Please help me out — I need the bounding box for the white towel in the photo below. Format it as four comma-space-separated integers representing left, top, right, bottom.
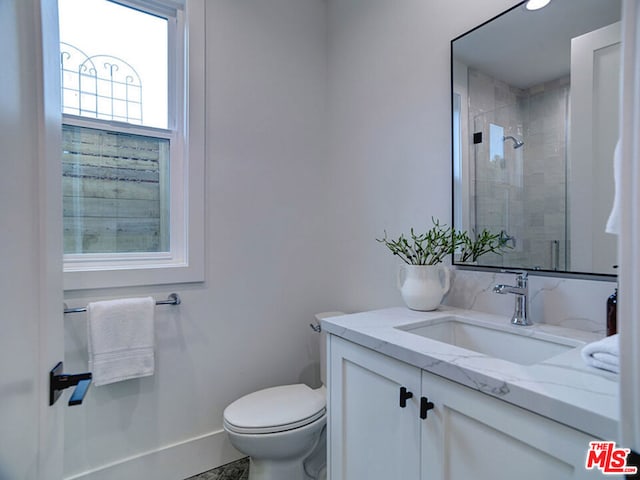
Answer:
87, 297, 155, 386
581, 334, 620, 374
605, 140, 622, 235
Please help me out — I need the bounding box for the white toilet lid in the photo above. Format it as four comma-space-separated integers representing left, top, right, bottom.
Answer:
223, 384, 326, 434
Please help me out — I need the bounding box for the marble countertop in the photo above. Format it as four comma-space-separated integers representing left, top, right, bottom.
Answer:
321, 306, 619, 440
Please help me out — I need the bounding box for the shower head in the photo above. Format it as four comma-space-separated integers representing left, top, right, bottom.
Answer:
503, 135, 524, 149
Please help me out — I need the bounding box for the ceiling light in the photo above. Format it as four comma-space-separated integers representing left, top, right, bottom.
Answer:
525, 0, 551, 11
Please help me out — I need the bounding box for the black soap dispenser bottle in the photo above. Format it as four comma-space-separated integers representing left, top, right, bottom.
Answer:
607, 265, 618, 337
606, 288, 617, 336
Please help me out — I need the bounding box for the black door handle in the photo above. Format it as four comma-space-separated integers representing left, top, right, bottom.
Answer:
399, 386, 413, 408
49, 361, 92, 406
420, 396, 435, 419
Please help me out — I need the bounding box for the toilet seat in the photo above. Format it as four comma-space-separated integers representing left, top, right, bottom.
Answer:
223, 384, 326, 434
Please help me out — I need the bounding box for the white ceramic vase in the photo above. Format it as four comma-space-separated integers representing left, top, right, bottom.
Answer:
397, 264, 451, 311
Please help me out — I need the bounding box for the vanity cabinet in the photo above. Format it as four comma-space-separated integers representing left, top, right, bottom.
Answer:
328, 335, 601, 480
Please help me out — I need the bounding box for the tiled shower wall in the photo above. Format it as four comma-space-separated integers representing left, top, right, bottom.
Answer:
520, 78, 569, 270
467, 68, 569, 270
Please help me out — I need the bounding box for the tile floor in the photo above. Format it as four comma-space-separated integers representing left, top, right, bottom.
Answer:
185, 457, 249, 480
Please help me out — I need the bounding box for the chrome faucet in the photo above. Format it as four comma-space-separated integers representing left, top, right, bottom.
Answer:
493, 271, 531, 326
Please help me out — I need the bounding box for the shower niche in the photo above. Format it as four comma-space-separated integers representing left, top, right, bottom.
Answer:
452, 0, 621, 276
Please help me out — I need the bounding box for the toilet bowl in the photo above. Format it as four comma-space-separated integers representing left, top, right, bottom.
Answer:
222, 312, 343, 480
224, 384, 326, 480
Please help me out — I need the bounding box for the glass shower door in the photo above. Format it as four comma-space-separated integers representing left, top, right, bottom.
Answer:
472, 105, 525, 268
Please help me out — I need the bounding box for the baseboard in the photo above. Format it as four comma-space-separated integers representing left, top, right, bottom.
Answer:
64, 429, 245, 480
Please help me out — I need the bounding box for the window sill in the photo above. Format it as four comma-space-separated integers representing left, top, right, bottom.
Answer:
64, 261, 204, 290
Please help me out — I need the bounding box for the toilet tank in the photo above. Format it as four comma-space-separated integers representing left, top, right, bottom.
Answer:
314, 312, 344, 386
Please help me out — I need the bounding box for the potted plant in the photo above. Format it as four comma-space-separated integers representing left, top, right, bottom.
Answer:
377, 219, 459, 311
377, 220, 509, 311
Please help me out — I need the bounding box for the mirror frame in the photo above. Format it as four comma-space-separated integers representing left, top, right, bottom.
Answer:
449, 1, 617, 281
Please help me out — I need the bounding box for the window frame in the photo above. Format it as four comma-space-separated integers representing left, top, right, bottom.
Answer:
62, 0, 205, 290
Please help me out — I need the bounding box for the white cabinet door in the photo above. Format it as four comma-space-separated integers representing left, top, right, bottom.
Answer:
421, 370, 601, 480
328, 335, 421, 480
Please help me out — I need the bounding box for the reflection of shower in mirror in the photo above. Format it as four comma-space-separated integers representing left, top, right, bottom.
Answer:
452, 0, 621, 275
503, 135, 524, 149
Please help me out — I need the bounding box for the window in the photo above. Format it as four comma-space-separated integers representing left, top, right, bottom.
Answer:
452, 92, 462, 233
59, 0, 205, 289
62, 125, 171, 254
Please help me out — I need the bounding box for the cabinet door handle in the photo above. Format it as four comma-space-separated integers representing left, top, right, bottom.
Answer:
399, 386, 413, 408
420, 396, 435, 419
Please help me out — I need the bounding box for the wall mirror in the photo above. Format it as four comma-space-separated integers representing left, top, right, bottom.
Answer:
451, 0, 621, 276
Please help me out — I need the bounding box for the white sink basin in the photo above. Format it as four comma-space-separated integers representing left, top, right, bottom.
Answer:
396, 315, 582, 365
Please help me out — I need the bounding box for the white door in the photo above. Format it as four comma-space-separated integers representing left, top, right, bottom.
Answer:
0, 0, 65, 478
568, 22, 621, 274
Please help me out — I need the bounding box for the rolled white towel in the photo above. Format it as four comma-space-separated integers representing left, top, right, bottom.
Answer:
581, 334, 619, 374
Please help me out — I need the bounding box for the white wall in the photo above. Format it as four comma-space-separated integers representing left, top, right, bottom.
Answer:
62, 1, 329, 478
324, 0, 516, 312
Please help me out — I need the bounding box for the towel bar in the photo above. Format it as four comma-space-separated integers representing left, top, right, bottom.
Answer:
63, 293, 181, 314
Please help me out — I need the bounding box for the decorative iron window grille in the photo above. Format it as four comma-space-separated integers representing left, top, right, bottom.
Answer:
60, 41, 143, 124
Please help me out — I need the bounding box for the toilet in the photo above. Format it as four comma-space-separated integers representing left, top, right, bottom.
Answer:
223, 312, 342, 480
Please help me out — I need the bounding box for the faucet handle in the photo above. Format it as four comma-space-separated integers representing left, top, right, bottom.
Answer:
501, 270, 528, 287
